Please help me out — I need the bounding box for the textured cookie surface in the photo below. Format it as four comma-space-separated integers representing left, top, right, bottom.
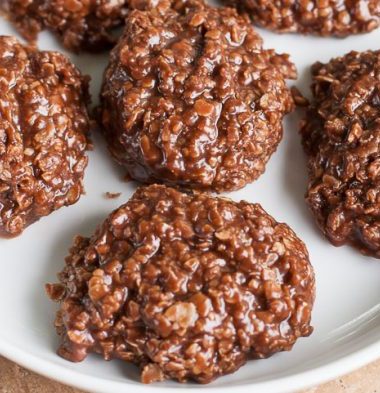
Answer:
225, 0, 380, 37
48, 184, 315, 384
100, 1, 296, 192
301, 50, 380, 258
0, 36, 89, 237
0, 0, 179, 52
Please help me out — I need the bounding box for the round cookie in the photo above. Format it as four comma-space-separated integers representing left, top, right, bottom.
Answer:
301, 50, 380, 258
47, 184, 315, 384
225, 0, 380, 37
0, 36, 90, 237
99, 2, 296, 192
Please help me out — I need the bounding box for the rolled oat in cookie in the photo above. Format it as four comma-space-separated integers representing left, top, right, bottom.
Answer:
47, 184, 315, 384
301, 50, 380, 258
0, 36, 90, 237
224, 0, 380, 37
0, 0, 183, 52
99, 1, 296, 192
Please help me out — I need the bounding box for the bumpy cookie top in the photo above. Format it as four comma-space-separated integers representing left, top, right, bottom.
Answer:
0, 0, 206, 52
48, 184, 315, 384
302, 50, 380, 258
100, 2, 296, 192
225, 0, 380, 37
0, 36, 89, 237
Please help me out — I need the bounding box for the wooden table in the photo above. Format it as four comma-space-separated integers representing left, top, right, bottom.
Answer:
1, 356, 380, 393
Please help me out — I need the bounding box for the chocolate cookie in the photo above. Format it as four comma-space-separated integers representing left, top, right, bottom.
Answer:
99, 2, 296, 192
0, 36, 90, 237
47, 184, 315, 384
225, 0, 380, 37
301, 50, 380, 258
0, 0, 177, 52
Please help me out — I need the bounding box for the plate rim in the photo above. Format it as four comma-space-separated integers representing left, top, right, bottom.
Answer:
1, 11, 380, 393
1, 334, 380, 392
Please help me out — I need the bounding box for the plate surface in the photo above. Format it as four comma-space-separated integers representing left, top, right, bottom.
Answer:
1, 12, 380, 393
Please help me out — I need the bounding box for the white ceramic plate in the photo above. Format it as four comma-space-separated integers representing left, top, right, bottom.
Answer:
1, 12, 380, 393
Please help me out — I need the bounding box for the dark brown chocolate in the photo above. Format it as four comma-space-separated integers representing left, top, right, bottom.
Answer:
0, 36, 90, 237
301, 50, 380, 258
99, 1, 296, 192
224, 0, 380, 37
47, 184, 315, 384
0, 0, 203, 52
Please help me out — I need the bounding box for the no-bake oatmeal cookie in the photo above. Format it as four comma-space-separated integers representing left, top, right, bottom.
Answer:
302, 50, 380, 258
47, 184, 315, 384
99, 1, 296, 192
0, 36, 90, 237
